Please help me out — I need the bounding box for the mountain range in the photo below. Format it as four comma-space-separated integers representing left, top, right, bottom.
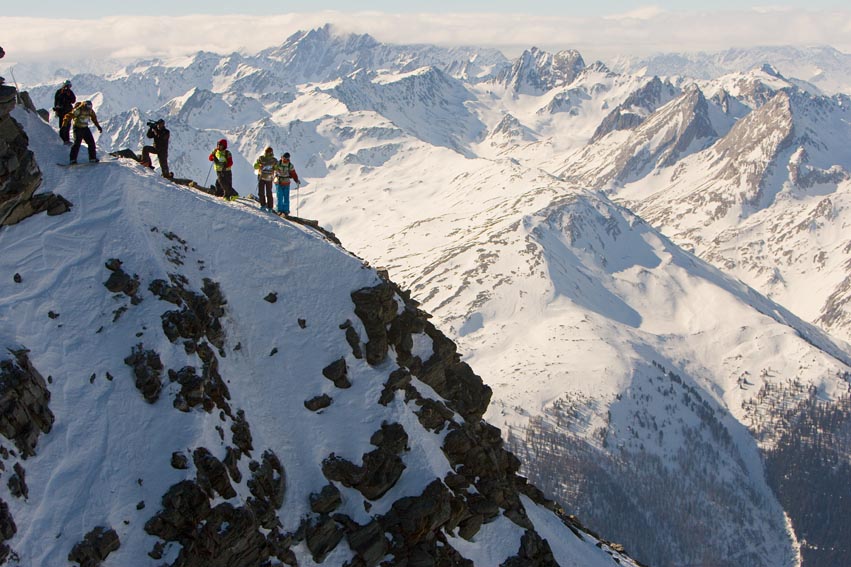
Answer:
17, 25, 851, 567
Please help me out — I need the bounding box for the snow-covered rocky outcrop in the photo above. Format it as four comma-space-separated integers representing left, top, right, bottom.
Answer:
0, 95, 641, 567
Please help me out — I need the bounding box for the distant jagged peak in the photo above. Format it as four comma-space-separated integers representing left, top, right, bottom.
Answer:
590, 76, 681, 142
488, 113, 538, 142
758, 62, 783, 79
496, 46, 586, 95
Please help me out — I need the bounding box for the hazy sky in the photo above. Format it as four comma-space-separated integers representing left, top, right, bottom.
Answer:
2, 2, 851, 78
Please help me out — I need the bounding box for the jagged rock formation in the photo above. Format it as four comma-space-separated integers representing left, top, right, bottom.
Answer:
590, 76, 680, 142
561, 85, 720, 188
496, 47, 585, 95
0, 349, 54, 458
0, 86, 69, 227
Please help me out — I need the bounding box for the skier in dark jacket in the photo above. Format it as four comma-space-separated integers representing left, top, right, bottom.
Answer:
53, 80, 76, 144
141, 119, 170, 178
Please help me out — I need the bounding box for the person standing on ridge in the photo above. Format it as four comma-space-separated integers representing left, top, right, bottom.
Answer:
209, 139, 235, 199
141, 119, 171, 178
273, 152, 300, 217
53, 80, 76, 144
63, 100, 102, 164
254, 146, 277, 211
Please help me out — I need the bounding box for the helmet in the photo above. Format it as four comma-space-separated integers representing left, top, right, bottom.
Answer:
265, 146, 273, 154
217, 139, 228, 149
84, 100, 92, 107
282, 152, 290, 159
63, 80, 72, 87
156, 119, 165, 125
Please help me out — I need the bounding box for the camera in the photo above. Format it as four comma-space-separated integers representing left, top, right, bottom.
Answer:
146, 120, 159, 128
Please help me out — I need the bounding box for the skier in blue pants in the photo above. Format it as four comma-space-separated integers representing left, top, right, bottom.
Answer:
274, 152, 300, 216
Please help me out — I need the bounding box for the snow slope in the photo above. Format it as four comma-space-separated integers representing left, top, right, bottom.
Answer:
0, 104, 643, 566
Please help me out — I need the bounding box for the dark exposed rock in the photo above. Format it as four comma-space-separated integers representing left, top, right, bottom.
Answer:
305, 394, 333, 412
171, 451, 189, 470
136, 501, 145, 510
68, 526, 120, 567
264, 292, 278, 303
247, 450, 286, 529
457, 513, 483, 541
193, 447, 236, 500
353, 281, 491, 421
298, 318, 307, 329
145, 480, 211, 542
383, 480, 451, 545
154, 275, 227, 352
351, 283, 398, 365
370, 422, 409, 454
0, 89, 52, 229
231, 409, 253, 454
347, 520, 388, 567
340, 320, 364, 359
415, 398, 455, 432
310, 484, 342, 514
103, 259, 141, 301
180, 502, 271, 567
322, 358, 351, 388
123, 344, 163, 403
223, 446, 243, 483
0, 498, 16, 563
7, 462, 27, 499
0, 349, 54, 457
500, 530, 558, 567
12, 273, 20, 283
306, 515, 344, 563
379, 368, 412, 405
322, 447, 406, 501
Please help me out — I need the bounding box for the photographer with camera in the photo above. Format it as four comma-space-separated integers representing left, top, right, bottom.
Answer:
141, 118, 170, 178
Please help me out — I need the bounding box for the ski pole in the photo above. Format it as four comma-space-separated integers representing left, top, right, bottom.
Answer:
203, 161, 213, 189
296, 182, 301, 217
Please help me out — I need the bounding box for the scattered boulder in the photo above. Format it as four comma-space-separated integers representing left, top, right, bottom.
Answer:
340, 320, 363, 359
7, 462, 27, 499
67, 526, 120, 567
123, 344, 163, 403
103, 259, 141, 303
264, 292, 277, 303
304, 394, 332, 412
171, 451, 189, 469
322, 358, 351, 388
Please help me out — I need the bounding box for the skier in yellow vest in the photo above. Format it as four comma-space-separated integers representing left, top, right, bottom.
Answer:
63, 100, 102, 164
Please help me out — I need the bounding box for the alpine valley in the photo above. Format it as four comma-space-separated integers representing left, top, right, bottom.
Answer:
9, 24, 851, 567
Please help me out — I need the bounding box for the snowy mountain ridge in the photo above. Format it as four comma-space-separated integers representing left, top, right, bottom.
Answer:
20, 28, 851, 567
0, 100, 641, 567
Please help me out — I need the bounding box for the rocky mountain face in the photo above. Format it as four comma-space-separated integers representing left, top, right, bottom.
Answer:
495, 48, 586, 95
560, 85, 724, 188
589, 76, 681, 142
0, 103, 643, 566
0, 87, 69, 227
23, 30, 851, 567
